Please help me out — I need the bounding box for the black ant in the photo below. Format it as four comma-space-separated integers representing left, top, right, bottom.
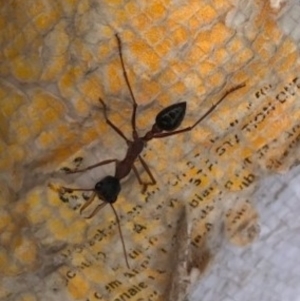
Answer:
52, 33, 245, 269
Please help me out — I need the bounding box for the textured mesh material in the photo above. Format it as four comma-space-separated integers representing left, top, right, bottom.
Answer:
0, 1, 299, 300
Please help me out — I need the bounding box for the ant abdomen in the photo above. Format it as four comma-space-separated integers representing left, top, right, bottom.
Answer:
155, 102, 186, 131
95, 176, 121, 203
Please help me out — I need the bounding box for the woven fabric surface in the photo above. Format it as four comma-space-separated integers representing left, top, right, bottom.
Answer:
0, 1, 299, 300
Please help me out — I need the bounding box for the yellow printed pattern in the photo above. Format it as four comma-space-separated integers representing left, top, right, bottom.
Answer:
0, 0, 299, 300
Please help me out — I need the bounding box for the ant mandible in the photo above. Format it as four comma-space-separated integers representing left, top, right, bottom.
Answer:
54, 33, 245, 268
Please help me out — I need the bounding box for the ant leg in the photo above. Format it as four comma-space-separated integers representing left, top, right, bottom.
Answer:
138, 156, 156, 191
65, 159, 118, 174
132, 164, 143, 184
153, 83, 246, 139
62, 187, 94, 192
99, 98, 130, 142
132, 164, 147, 192
132, 157, 156, 193
115, 34, 138, 138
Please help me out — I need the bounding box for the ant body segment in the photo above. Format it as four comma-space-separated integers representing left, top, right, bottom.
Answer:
54, 34, 245, 268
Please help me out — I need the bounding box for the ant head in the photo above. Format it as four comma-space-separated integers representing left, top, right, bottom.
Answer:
155, 102, 186, 132
94, 176, 121, 204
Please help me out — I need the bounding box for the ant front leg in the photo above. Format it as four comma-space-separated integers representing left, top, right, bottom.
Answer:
132, 156, 156, 193
64, 159, 118, 174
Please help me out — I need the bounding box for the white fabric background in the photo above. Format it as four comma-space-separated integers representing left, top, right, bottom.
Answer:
191, 164, 300, 301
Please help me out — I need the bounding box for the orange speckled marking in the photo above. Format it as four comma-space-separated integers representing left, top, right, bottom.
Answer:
67, 273, 90, 299
1, 0, 300, 300
148, 1, 167, 21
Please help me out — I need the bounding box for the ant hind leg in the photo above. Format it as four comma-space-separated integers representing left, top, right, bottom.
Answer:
99, 98, 130, 142
115, 34, 139, 139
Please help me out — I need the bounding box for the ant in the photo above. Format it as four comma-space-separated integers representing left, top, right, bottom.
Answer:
52, 33, 245, 269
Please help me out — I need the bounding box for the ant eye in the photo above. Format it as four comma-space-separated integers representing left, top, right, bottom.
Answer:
155, 102, 186, 131
95, 181, 103, 189
95, 176, 121, 203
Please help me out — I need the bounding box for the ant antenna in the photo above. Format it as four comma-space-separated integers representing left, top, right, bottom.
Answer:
79, 191, 130, 269
109, 203, 130, 269
49, 184, 130, 269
